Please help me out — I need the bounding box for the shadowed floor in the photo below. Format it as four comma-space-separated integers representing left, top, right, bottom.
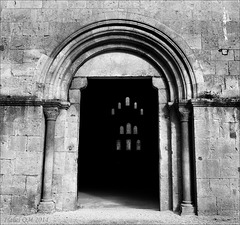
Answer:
77, 188, 159, 210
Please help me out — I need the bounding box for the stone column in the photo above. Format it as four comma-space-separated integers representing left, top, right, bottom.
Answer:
38, 106, 60, 213
179, 106, 195, 215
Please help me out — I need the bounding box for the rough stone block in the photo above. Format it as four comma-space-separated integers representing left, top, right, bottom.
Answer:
0, 175, 13, 195
211, 50, 234, 61
230, 179, 239, 197
52, 192, 63, 211
11, 175, 26, 194
201, 61, 216, 75
195, 120, 210, 138
228, 61, 240, 75
223, 76, 239, 97
70, 77, 87, 90
0, 159, 13, 174
42, 1, 68, 9
119, 1, 140, 9
220, 158, 239, 178
0, 195, 12, 214
11, 195, 36, 214
55, 111, 67, 138
69, 90, 80, 103
66, 123, 78, 138
14, 118, 43, 136
72, 9, 92, 22
54, 152, 66, 175
15, 152, 42, 175
197, 179, 212, 197
210, 179, 230, 197
217, 197, 238, 210
206, 159, 220, 178
68, 1, 86, 9
182, 34, 201, 49
52, 174, 63, 194
67, 105, 79, 123
216, 61, 228, 76
27, 136, 43, 152
62, 192, 77, 211
65, 137, 78, 152
9, 50, 24, 64
55, 137, 65, 152
102, 1, 118, 9
62, 173, 77, 193
197, 197, 217, 215
0, 136, 16, 159
26, 175, 40, 194
9, 135, 27, 151
64, 153, 77, 175
19, 1, 43, 9
234, 49, 240, 60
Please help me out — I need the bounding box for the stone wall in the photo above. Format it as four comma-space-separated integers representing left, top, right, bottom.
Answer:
0, 0, 239, 216
1, 1, 239, 98
194, 106, 239, 216
0, 105, 44, 214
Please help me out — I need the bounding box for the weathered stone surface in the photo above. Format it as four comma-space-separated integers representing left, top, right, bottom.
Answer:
53, 152, 66, 175
197, 197, 217, 215
234, 49, 240, 60
9, 136, 27, 152
0, 0, 239, 216
228, 61, 240, 75
0, 175, 13, 195
62, 192, 77, 211
210, 179, 231, 197
11, 195, 37, 214
27, 136, 44, 152
0, 195, 12, 214
11, 175, 26, 195
69, 90, 80, 104
15, 152, 43, 175
0, 159, 14, 174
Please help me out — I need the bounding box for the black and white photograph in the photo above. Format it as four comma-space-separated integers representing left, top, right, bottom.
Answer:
0, 0, 239, 224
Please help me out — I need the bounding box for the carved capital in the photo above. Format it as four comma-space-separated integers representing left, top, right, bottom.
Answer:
178, 107, 191, 122
43, 107, 60, 121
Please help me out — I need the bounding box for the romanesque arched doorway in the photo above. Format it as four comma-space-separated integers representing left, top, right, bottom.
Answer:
38, 20, 204, 214
78, 78, 159, 209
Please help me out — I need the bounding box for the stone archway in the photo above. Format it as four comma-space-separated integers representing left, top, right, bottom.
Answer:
38, 20, 204, 215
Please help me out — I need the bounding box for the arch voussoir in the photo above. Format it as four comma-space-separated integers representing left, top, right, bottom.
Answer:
42, 20, 203, 101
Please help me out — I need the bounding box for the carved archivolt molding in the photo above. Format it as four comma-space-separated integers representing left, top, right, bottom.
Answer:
39, 20, 204, 102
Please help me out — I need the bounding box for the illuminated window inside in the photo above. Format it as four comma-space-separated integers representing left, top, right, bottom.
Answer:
118, 102, 121, 109
126, 97, 130, 106
136, 140, 141, 150
126, 123, 131, 134
126, 139, 131, 150
134, 102, 137, 109
140, 109, 144, 115
116, 140, 121, 150
120, 126, 124, 134
111, 108, 115, 115
133, 126, 138, 134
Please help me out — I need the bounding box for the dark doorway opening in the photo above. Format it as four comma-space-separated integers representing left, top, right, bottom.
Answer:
78, 78, 159, 209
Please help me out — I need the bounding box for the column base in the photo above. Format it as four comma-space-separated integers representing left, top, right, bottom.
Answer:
180, 203, 196, 215
38, 200, 55, 213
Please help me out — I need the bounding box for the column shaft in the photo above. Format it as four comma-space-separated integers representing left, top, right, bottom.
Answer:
42, 119, 56, 201
179, 106, 195, 215
181, 119, 192, 204
38, 106, 59, 213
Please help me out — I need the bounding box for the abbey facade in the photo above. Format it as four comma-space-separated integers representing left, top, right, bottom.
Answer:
0, 0, 239, 216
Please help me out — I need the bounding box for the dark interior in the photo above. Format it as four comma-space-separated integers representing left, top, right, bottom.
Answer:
78, 78, 159, 209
